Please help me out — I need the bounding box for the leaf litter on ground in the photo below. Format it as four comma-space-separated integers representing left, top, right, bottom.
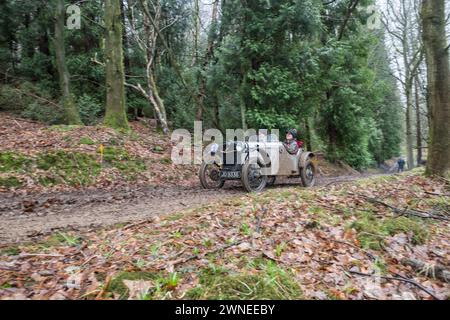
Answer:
0, 171, 448, 300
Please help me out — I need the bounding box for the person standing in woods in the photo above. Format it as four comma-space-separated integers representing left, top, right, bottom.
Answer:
397, 158, 406, 173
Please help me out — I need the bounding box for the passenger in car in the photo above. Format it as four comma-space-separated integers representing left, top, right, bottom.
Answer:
283, 129, 299, 155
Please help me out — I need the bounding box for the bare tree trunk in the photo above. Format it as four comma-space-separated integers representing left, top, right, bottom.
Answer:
414, 78, 423, 166
148, 71, 169, 133
192, 0, 200, 67
422, 0, 450, 177
405, 83, 415, 169
304, 117, 312, 151
142, 0, 169, 134
239, 72, 248, 131
212, 95, 221, 131
194, 0, 203, 122
121, 0, 130, 73
196, 0, 220, 123
54, 0, 82, 125
104, 0, 129, 130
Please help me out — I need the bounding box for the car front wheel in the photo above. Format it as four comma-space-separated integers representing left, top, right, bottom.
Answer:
241, 162, 268, 193
199, 162, 225, 189
300, 159, 316, 187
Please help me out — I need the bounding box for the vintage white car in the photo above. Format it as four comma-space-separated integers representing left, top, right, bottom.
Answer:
199, 140, 316, 192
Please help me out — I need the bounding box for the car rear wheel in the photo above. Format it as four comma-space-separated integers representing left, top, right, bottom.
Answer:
199, 162, 225, 189
241, 162, 268, 193
300, 159, 316, 187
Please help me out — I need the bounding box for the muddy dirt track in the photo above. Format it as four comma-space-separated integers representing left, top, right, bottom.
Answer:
0, 175, 369, 244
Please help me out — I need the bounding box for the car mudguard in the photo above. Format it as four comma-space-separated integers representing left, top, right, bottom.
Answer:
299, 152, 315, 169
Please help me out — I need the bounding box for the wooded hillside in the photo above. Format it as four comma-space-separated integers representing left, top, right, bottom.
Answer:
0, 0, 409, 171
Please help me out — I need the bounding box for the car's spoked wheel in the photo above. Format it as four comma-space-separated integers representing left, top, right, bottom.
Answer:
300, 160, 316, 187
242, 162, 267, 192
199, 163, 225, 189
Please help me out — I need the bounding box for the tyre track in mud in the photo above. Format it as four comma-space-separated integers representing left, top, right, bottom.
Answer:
0, 175, 373, 244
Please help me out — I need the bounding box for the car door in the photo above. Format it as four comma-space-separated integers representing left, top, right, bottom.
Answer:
277, 145, 301, 176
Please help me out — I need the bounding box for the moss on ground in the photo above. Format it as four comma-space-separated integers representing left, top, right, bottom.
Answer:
0, 246, 21, 256
0, 147, 147, 188
47, 125, 82, 132
425, 197, 450, 216
0, 176, 23, 188
108, 271, 177, 300
159, 157, 172, 165
152, 146, 164, 153
101, 147, 146, 178
48, 124, 83, 132
79, 137, 96, 145
36, 232, 83, 248
350, 212, 429, 250
36, 151, 101, 186
0, 152, 30, 172
186, 260, 302, 300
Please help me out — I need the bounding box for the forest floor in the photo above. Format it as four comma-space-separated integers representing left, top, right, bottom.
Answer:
0, 171, 448, 300
0, 114, 448, 300
0, 114, 362, 244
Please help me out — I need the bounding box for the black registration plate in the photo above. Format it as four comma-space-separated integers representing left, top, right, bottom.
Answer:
220, 171, 241, 179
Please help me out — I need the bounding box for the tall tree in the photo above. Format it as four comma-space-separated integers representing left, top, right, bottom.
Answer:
196, 0, 220, 125
414, 77, 423, 166
382, 0, 424, 170
421, 0, 450, 177
104, 0, 129, 130
54, 0, 82, 125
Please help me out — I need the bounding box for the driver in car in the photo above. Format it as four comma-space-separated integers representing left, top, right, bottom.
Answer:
283, 129, 299, 155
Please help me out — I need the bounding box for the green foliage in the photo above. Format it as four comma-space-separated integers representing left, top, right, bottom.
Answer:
0, 83, 65, 124
21, 101, 65, 125
240, 222, 252, 236
316, 37, 379, 169
186, 260, 302, 300
275, 242, 287, 257
368, 33, 403, 163
77, 95, 103, 126
0, 85, 29, 112
163, 272, 180, 290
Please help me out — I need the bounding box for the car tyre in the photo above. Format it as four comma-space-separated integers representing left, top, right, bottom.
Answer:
300, 159, 316, 187
199, 162, 225, 189
241, 162, 268, 193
